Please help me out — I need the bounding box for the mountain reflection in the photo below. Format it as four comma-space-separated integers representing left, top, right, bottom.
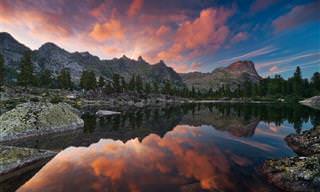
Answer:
17, 103, 320, 192
19, 125, 275, 192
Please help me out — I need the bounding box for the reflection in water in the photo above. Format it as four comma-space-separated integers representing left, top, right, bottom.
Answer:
13, 103, 320, 191
19, 125, 278, 192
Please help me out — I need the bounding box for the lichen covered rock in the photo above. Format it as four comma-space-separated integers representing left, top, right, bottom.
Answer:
262, 155, 320, 192
286, 126, 320, 156
0, 102, 84, 141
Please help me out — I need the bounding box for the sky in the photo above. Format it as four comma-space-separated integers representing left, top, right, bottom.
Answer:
0, 0, 319, 78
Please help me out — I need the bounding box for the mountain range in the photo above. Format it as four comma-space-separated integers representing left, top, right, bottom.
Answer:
0, 32, 262, 90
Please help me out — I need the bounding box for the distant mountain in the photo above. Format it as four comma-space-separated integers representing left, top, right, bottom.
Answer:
0, 32, 183, 85
0, 32, 30, 69
0, 32, 262, 89
181, 61, 262, 91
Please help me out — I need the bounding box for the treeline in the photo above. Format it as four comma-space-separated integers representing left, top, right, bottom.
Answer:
211, 67, 320, 99
0, 52, 319, 99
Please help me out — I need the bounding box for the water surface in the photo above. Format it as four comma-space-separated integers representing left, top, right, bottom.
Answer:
14, 103, 320, 191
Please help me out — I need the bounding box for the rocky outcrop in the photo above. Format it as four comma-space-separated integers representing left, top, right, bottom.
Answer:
181, 60, 262, 91
262, 126, 320, 192
300, 96, 320, 110
286, 126, 320, 156
0, 102, 84, 142
262, 155, 320, 192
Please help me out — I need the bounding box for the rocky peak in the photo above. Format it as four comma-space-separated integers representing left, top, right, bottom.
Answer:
39, 42, 66, 53
226, 60, 256, 73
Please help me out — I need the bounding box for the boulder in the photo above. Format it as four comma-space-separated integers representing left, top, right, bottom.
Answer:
300, 96, 320, 110
96, 110, 121, 117
262, 155, 320, 192
0, 102, 84, 142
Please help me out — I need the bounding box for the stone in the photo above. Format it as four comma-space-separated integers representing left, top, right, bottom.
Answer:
0, 102, 84, 142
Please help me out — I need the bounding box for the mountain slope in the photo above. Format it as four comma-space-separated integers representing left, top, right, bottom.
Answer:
0, 32, 183, 84
181, 61, 262, 91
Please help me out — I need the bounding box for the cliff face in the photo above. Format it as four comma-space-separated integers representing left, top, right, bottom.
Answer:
181, 60, 262, 91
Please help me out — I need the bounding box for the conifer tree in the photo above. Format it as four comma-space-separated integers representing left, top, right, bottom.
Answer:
58, 68, 72, 89
39, 69, 53, 88
98, 76, 105, 88
18, 51, 34, 87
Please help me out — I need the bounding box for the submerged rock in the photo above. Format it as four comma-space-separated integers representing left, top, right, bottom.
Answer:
0, 102, 84, 142
0, 145, 55, 183
300, 96, 320, 110
262, 155, 320, 192
286, 126, 320, 156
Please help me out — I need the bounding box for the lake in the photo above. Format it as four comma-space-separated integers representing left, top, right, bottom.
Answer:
5, 103, 320, 192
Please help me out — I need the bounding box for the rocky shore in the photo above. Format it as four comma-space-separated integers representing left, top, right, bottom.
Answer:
262, 126, 320, 192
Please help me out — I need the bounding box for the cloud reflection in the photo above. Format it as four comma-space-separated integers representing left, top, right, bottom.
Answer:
18, 124, 278, 192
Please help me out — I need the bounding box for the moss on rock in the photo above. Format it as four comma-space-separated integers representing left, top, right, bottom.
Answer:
0, 102, 84, 142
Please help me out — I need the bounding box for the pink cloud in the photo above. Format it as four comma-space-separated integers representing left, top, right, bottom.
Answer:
269, 65, 279, 73
231, 32, 248, 43
156, 7, 232, 62
273, 1, 320, 32
89, 18, 125, 42
250, 0, 278, 12
128, 0, 144, 17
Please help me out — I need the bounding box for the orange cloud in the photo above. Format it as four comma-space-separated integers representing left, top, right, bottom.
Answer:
128, 0, 144, 17
89, 19, 125, 42
156, 8, 231, 63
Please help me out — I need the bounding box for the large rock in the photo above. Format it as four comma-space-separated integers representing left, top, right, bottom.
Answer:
262, 155, 320, 192
0, 102, 84, 142
300, 96, 320, 110
286, 126, 320, 156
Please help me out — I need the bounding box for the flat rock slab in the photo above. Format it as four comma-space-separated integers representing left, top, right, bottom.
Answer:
261, 155, 320, 192
96, 110, 121, 117
0, 145, 56, 183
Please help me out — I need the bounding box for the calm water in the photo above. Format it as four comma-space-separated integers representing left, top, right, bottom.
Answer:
8, 103, 320, 191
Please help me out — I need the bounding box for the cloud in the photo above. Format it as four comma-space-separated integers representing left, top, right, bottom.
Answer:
269, 65, 279, 73
128, 0, 144, 17
216, 46, 277, 65
257, 51, 320, 69
273, 1, 320, 32
231, 32, 248, 43
156, 7, 232, 62
89, 19, 125, 42
250, 0, 278, 12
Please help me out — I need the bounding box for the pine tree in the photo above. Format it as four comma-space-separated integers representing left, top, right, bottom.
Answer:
58, 68, 72, 89
292, 66, 303, 96
112, 73, 121, 92
135, 75, 143, 92
98, 76, 105, 88
129, 75, 136, 91
0, 53, 4, 86
80, 70, 97, 90
18, 51, 34, 87
39, 69, 53, 88
311, 72, 320, 93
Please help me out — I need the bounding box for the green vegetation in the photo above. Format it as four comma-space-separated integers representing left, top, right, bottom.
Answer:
58, 68, 72, 89
80, 70, 97, 90
1, 53, 319, 102
17, 51, 35, 87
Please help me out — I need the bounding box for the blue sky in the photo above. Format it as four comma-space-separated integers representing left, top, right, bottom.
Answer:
0, 0, 319, 78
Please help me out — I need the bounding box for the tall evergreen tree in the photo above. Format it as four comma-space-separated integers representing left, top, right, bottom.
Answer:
292, 66, 303, 96
18, 51, 34, 87
98, 76, 105, 88
80, 70, 97, 90
0, 53, 4, 86
58, 68, 72, 89
112, 73, 121, 92
39, 69, 53, 88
